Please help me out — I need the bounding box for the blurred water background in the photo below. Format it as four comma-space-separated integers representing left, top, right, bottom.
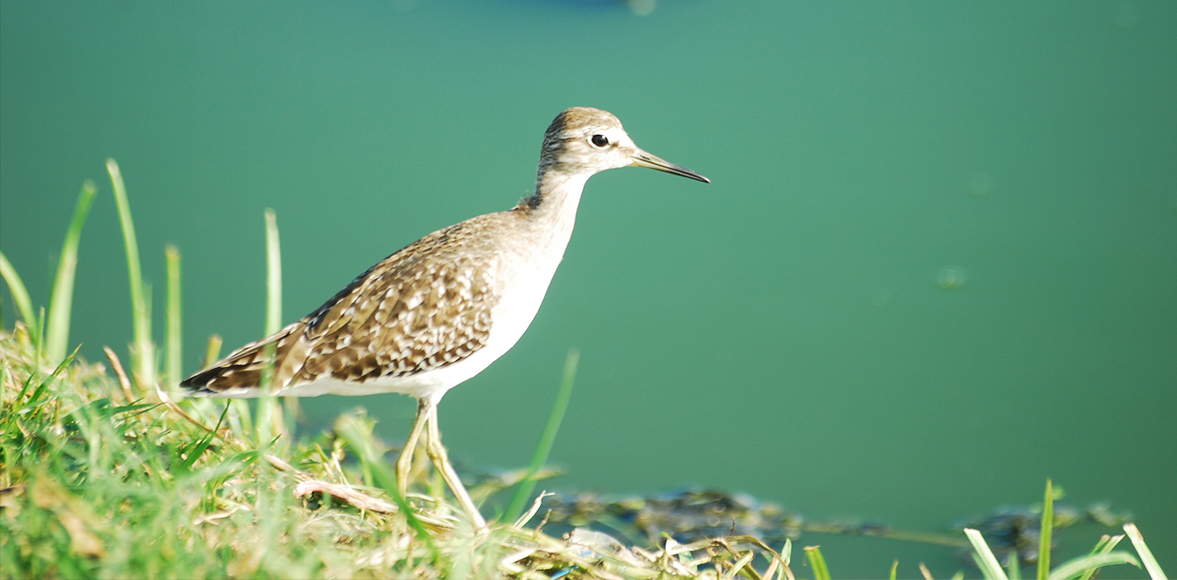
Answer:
2, 1, 1174, 576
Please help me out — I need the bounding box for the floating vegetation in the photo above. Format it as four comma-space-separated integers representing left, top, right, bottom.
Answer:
937, 265, 969, 289
533, 487, 1141, 572
541, 489, 802, 546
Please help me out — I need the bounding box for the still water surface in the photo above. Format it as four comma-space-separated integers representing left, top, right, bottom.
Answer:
2, 2, 1174, 576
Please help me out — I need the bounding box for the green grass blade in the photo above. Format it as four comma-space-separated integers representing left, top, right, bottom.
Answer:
0, 251, 38, 341
1009, 551, 1022, 580
165, 244, 182, 388
263, 209, 282, 337
46, 180, 98, 363
971, 552, 992, 580
267, 209, 300, 438
34, 308, 47, 362
965, 528, 1010, 580
107, 159, 155, 388
256, 209, 285, 442
889, 560, 898, 580
804, 545, 831, 580
505, 348, 580, 522
204, 334, 223, 367
1076, 535, 1124, 580
1039, 480, 1054, 580
255, 394, 275, 444
1046, 553, 1140, 580
1123, 523, 1167, 580
1094, 534, 1124, 553
179, 405, 230, 472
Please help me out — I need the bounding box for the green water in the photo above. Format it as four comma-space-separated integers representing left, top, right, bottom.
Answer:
2, 1, 1174, 576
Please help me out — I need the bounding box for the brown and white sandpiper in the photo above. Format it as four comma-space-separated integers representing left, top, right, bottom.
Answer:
181, 107, 710, 528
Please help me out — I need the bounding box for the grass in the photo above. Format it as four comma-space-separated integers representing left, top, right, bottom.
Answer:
959, 480, 1157, 580
0, 328, 792, 579
505, 349, 580, 523
1, 162, 1169, 579
1039, 479, 1055, 580
45, 181, 98, 365
107, 159, 155, 389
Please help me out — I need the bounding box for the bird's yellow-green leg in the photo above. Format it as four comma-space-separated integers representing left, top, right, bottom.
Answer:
395, 400, 431, 500
424, 403, 487, 529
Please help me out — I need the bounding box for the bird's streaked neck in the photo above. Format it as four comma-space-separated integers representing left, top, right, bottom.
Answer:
525, 161, 592, 213
521, 167, 592, 249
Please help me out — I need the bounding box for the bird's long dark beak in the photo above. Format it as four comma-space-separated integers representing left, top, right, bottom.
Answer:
631, 150, 711, 183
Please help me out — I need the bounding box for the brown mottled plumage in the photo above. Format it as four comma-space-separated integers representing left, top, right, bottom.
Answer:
181, 107, 709, 528
183, 219, 500, 394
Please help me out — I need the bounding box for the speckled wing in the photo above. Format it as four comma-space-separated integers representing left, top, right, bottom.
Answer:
181, 222, 499, 396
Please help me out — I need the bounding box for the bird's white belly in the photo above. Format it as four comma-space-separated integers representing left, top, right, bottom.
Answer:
274, 252, 561, 402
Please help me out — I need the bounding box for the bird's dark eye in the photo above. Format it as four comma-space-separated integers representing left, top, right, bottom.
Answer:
591, 134, 609, 147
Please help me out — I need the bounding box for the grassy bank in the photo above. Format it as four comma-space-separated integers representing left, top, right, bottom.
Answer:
0, 328, 795, 579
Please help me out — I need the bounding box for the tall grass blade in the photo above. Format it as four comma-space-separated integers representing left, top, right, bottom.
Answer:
1123, 523, 1167, 580
46, 180, 98, 363
107, 159, 155, 388
35, 308, 48, 363
917, 562, 933, 580
505, 348, 580, 522
965, 528, 1010, 580
204, 334, 223, 367
803, 545, 831, 580
165, 244, 182, 388
268, 209, 300, 437
0, 251, 37, 342
255, 394, 275, 444
255, 209, 285, 442
1038, 480, 1054, 580
263, 209, 282, 338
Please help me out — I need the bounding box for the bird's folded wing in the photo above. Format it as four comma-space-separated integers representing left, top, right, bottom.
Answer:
181, 225, 498, 396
